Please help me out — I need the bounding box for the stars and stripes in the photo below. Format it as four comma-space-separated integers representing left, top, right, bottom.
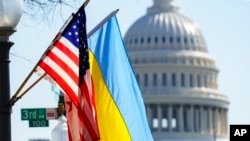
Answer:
37, 6, 99, 141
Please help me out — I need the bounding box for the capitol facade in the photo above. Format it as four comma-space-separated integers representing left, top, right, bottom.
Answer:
124, 0, 229, 141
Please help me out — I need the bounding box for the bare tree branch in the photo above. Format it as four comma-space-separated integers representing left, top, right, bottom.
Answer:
23, 0, 82, 25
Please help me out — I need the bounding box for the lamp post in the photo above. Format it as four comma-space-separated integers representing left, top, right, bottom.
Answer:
51, 93, 68, 141
0, 0, 23, 141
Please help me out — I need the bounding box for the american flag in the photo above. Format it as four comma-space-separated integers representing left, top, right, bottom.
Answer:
37, 6, 99, 141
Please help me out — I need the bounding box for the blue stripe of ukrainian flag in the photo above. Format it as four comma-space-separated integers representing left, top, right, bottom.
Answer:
88, 13, 154, 141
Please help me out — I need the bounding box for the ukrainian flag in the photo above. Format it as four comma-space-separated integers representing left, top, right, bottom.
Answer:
88, 11, 154, 141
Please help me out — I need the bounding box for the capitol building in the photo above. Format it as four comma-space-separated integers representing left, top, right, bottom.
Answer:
124, 0, 229, 141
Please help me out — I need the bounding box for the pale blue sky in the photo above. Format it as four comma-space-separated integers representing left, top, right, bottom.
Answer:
9, 0, 250, 140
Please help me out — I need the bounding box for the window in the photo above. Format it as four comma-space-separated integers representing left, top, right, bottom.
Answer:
153, 73, 157, 86
162, 37, 166, 43
181, 73, 185, 87
189, 74, 193, 87
134, 38, 138, 44
147, 37, 151, 43
172, 73, 176, 87
155, 37, 158, 43
169, 37, 173, 43
140, 37, 144, 44
144, 74, 148, 86
162, 73, 167, 86
177, 37, 181, 43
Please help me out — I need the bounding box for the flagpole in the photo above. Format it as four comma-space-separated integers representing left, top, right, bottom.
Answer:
87, 9, 119, 38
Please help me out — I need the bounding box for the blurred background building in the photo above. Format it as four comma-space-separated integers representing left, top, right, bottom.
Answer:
124, 0, 229, 141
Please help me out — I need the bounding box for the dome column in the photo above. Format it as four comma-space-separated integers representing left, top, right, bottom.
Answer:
208, 106, 213, 133
225, 109, 228, 134
199, 106, 204, 133
168, 104, 173, 132
215, 108, 220, 135
187, 105, 194, 132
157, 104, 162, 132
194, 106, 200, 132
177, 104, 184, 132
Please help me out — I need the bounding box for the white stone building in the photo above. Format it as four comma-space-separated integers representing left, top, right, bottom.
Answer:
124, 0, 229, 141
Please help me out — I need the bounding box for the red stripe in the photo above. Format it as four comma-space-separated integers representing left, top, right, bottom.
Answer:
39, 61, 79, 108
54, 40, 78, 65
79, 82, 100, 140
45, 50, 78, 85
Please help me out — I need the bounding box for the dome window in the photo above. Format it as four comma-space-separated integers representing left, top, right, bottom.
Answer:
184, 37, 188, 44
189, 74, 193, 87
169, 37, 173, 43
153, 73, 157, 86
134, 38, 138, 44
177, 37, 181, 43
162, 37, 166, 43
155, 37, 158, 43
147, 37, 151, 43
171, 73, 176, 87
162, 73, 167, 86
141, 37, 144, 44
181, 73, 185, 87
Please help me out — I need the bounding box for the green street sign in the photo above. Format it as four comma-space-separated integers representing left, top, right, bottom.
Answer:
21, 108, 46, 120
29, 119, 49, 127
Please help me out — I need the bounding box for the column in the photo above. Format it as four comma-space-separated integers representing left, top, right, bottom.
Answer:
177, 105, 184, 132
208, 107, 213, 133
199, 106, 204, 133
220, 109, 224, 135
157, 104, 162, 132
214, 107, 220, 135
225, 109, 228, 134
168, 104, 172, 132
187, 105, 194, 132
195, 107, 199, 132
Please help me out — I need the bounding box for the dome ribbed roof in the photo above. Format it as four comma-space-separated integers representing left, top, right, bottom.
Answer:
124, 0, 207, 52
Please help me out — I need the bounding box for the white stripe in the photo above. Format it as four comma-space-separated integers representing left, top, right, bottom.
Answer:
84, 70, 97, 122
42, 56, 79, 96
60, 36, 79, 57
50, 46, 78, 76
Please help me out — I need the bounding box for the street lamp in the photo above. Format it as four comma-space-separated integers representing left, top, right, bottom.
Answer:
0, 0, 23, 141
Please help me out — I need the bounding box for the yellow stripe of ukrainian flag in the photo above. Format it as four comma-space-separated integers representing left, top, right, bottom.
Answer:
89, 51, 131, 141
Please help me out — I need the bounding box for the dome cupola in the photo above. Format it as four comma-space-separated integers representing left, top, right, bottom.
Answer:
125, 0, 207, 54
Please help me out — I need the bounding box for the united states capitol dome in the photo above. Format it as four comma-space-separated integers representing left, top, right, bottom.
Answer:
124, 0, 229, 141
125, 0, 207, 52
